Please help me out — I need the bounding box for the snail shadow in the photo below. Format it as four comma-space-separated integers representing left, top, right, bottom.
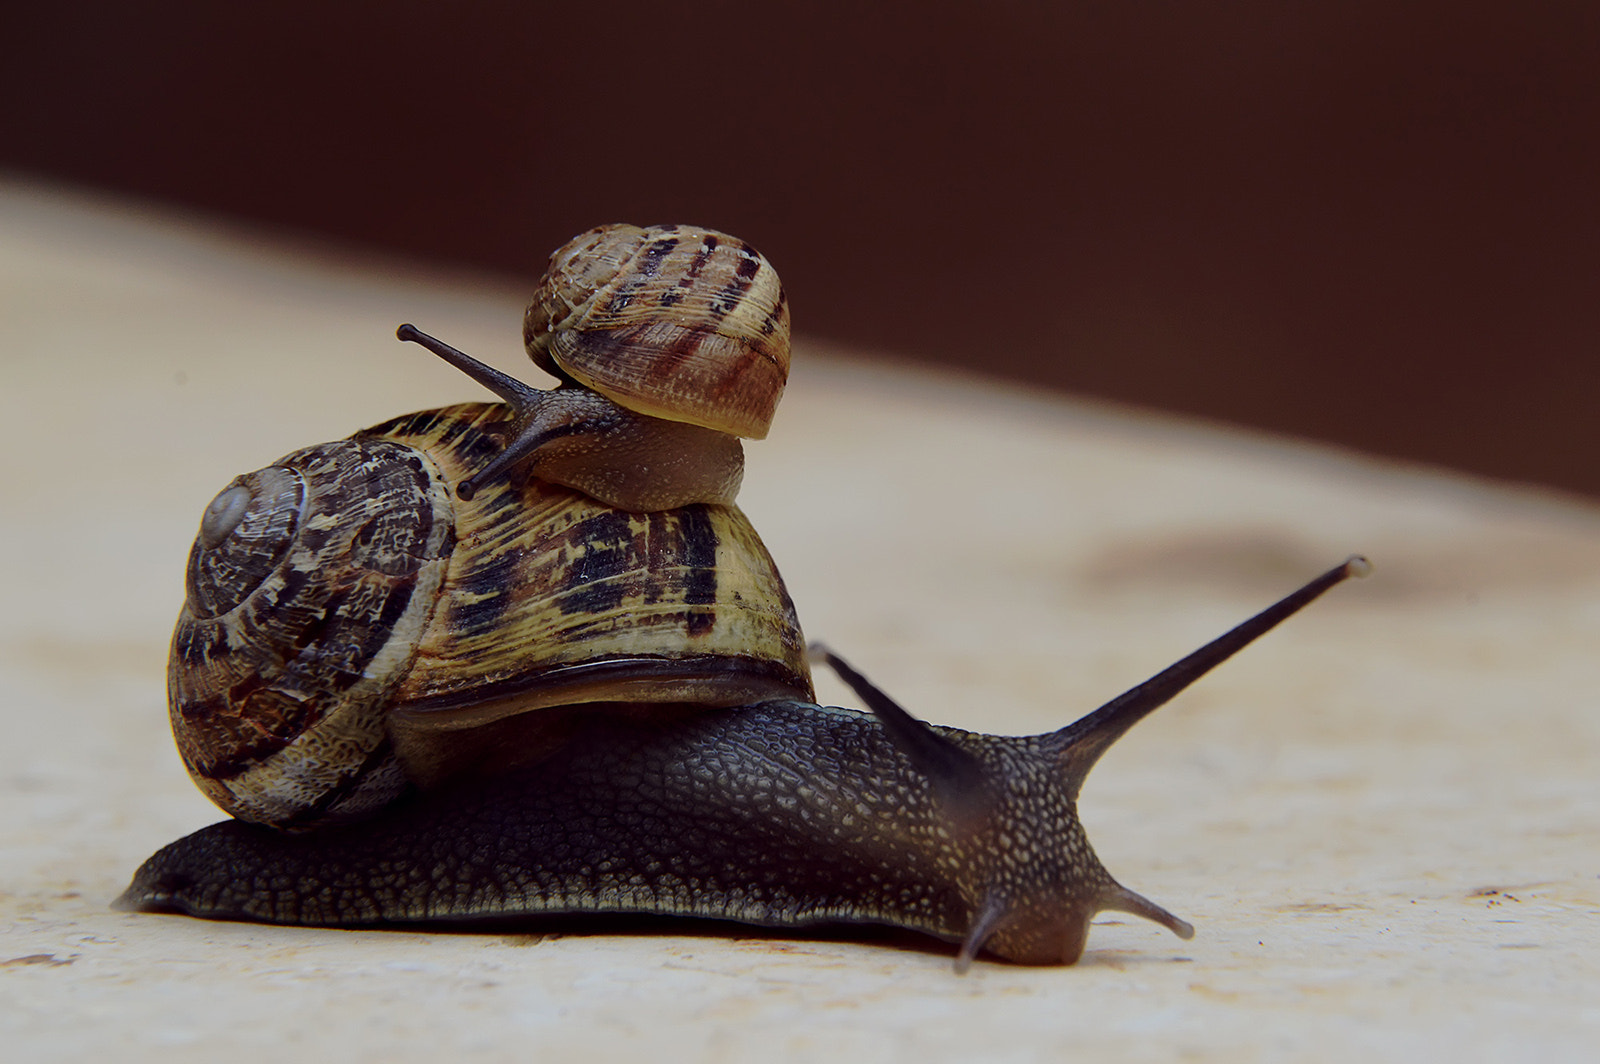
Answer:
372, 911, 967, 965
342, 912, 1187, 970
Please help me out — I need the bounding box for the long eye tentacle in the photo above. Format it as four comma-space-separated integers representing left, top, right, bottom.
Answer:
1051, 555, 1373, 794
398, 323, 556, 500
397, 323, 546, 411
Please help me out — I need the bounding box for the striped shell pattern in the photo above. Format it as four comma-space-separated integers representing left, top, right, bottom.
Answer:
523, 224, 790, 440
169, 403, 812, 828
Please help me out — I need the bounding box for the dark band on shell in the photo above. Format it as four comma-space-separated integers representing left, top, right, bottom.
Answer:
168, 404, 813, 829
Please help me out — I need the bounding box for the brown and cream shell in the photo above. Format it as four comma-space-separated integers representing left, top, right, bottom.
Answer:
524, 224, 791, 440
170, 403, 812, 829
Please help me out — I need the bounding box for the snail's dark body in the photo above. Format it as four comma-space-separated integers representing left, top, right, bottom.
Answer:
121, 556, 1366, 966
121, 700, 1116, 964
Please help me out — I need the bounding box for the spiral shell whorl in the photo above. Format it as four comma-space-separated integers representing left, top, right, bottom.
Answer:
169, 439, 455, 827
523, 224, 791, 439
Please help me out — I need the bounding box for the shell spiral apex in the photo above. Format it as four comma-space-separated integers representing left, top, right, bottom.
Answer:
166, 404, 812, 830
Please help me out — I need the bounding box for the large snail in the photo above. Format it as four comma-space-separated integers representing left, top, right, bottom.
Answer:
118, 224, 1369, 968
163, 402, 812, 830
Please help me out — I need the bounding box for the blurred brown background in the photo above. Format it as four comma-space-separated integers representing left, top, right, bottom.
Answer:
5, 1, 1596, 496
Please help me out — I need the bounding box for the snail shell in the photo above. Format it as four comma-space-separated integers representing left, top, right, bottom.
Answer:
395, 224, 789, 510
126, 222, 1372, 967
525, 224, 790, 439
170, 403, 812, 829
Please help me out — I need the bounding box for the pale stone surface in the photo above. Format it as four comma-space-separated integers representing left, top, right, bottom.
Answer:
2, 179, 1597, 1061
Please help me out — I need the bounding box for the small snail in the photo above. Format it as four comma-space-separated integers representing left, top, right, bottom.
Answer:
398, 223, 790, 511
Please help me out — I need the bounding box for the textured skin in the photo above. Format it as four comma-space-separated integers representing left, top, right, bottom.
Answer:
524, 224, 790, 439
119, 700, 1134, 965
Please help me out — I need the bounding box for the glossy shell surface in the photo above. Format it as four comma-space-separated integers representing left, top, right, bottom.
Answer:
523, 224, 790, 439
169, 403, 812, 827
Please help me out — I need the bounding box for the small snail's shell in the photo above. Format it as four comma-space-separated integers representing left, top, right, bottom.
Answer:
523, 224, 790, 440
171, 403, 812, 828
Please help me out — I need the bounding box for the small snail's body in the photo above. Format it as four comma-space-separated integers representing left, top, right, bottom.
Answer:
123, 701, 1132, 965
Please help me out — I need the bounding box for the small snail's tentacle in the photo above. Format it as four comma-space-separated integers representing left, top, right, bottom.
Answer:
1049, 555, 1373, 796
452, 415, 587, 502
397, 323, 746, 510
397, 324, 546, 410
810, 643, 991, 822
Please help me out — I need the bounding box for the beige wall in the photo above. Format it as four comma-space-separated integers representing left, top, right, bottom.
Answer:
6, 1, 1597, 495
